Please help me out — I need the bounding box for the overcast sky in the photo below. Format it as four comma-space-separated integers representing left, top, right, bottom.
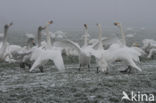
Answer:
0, 0, 156, 32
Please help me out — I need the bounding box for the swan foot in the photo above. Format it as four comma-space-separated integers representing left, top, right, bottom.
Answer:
127, 66, 132, 74
152, 55, 155, 59
39, 66, 44, 72
105, 70, 109, 74
96, 67, 99, 73
120, 66, 132, 74
79, 64, 81, 71
88, 65, 90, 71
20, 62, 25, 68
25, 63, 31, 69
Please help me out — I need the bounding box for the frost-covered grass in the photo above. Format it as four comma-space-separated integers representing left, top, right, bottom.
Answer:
0, 60, 156, 103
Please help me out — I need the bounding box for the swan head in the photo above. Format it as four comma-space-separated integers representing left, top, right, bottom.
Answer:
96, 24, 103, 31
27, 38, 36, 46
132, 42, 139, 47
48, 20, 53, 24
84, 24, 88, 29
43, 20, 53, 29
32, 39, 36, 46
114, 22, 120, 26
38, 26, 45, 31
4, 22, 13, 29
96, 23, 101, 28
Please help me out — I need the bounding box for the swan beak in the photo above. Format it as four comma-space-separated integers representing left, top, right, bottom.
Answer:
33, 42, 36, 46
38, 26, 45, 31
9, 22, 13, 27
48, 20, 53, 24
4, 22, 13, 28
84, 24, 88, 29
96, 24, 101, 27
132, 42, 139, 47
114, 22, 120, 26
32, 40, 36, 46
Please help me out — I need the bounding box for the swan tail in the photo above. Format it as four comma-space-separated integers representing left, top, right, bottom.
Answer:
128, 58, 142, 72
52, 53, 65, 71
29, 58, 41, 72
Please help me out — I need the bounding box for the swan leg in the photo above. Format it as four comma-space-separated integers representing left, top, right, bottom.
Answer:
25, 63, 31, 69
39, 66, 44, 72
20, 62, 25, 68
96, 67, 99, 73
152, 55, 154, 59
105, 68, 109, 74
88, 64, 90, 71
79, 64, 81, 71
127, 66, 132, 73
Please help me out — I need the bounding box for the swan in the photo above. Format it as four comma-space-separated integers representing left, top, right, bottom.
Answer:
18, 34, 36, 68
54, 24, 123, 72
90, 24, 142, 73
0, 23, 28, 63
0, 22, 16, 62
29, 21, 65, 72
56, 24, 92, 71
113, 22, 144, 73
76, 24, 92, 70
147, 48, 156, 58
142, 39, 156, 58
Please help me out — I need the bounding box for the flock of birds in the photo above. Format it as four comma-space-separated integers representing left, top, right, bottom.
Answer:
0, 21, 156, 74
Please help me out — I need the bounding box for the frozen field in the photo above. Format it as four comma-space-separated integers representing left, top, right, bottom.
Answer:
0, 59, 156, 103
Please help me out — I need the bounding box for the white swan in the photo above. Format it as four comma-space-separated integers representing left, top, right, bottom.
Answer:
142, 39, 156, 58
147, 48, 156, 58
142, 39, 156, 53
90, 24, 142, 73
17, 34, 36, 68
114, 22, 144, 73
0, 23, 28, 63
29, 21, 65, 72
0, 23, 17, 62
55, 24, 93, 71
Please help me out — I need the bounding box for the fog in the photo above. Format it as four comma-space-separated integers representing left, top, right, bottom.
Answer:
0, 0, 156, 32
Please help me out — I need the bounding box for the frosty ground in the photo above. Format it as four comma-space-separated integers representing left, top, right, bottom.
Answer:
0, 59, 156, 103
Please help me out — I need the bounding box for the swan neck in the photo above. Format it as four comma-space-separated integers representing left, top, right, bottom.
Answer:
119, 24, 126, 46
0, 26, 8, 59
26, 39, 33, 49
37, 28, 42, 47
84, 29, 88, 47
45, 25, 52, 47
3, 27, 8, 46
98, 25, 103, 49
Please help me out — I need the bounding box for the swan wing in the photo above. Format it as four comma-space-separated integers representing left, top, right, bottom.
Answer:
92, 37, 122, 50
7, 45, 22, 54
53, 39, 81, 53
52, 51, 65, 71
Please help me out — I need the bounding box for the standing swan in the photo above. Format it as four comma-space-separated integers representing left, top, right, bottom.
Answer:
51, 24, 96, 71
78, 24, 91, 71
55, 24, 92, 71
0, 23, 13, 61
29, 21, 65, 72
91, 24, 142, 73
114, 22, 143, 73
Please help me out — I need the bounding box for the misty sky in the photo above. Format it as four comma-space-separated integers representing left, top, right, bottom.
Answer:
0, 0, 156, 32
